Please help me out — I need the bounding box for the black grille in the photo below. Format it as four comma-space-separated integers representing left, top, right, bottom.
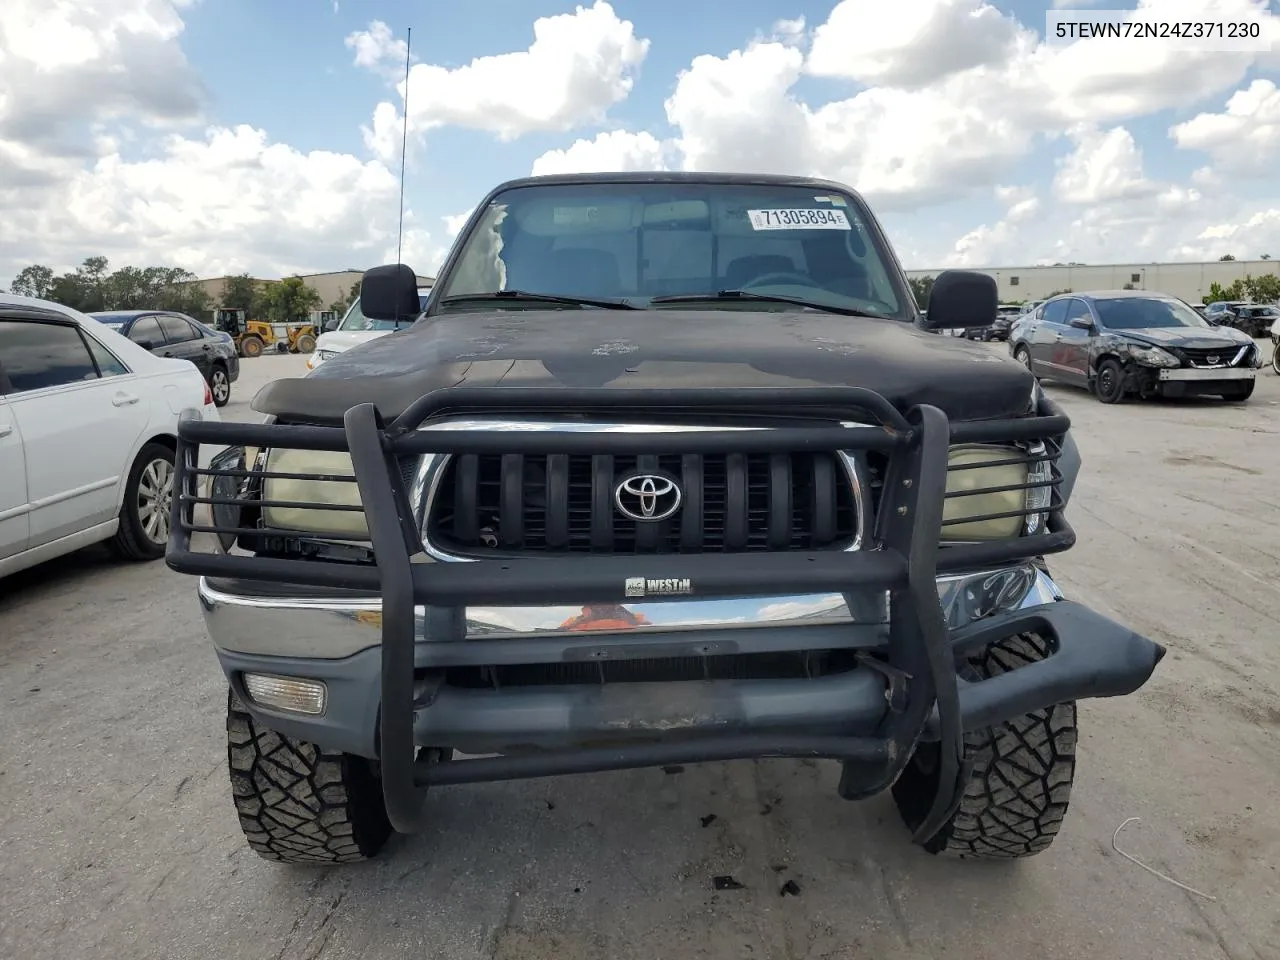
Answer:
426, 451, 858, 555
1178, 346, 1245, 367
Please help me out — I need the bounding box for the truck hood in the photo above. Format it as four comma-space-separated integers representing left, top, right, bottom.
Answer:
254, 308, 1037, 423
1118, 325, 1253, 349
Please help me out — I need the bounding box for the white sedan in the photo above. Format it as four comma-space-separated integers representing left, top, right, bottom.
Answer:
306, 286, 431, 371
0, 293, 220, 580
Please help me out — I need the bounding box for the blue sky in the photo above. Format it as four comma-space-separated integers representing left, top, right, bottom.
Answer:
1, 0, 1279, 284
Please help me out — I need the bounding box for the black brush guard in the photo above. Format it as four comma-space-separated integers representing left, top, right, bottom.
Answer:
165, 386, 1140, 841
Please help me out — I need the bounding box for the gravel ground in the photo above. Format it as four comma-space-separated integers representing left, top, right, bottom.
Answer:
1, 348, 1278, 960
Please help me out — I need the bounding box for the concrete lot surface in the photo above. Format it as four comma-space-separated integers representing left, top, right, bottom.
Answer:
1, 349, 1278, 960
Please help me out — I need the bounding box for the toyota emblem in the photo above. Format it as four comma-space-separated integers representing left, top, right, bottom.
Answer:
614, 473, 682, 522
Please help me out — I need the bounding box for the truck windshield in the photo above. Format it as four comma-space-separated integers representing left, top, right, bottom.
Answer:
438, 182, 906, 318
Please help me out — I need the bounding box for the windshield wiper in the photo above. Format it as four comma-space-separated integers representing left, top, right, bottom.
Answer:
650, 290, 890, 319
440, 291, 639, 310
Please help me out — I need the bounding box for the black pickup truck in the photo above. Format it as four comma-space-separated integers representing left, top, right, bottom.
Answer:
165, 172, 1163, 868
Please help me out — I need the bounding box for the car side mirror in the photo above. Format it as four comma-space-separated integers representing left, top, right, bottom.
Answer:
1068, 317, 1094, 330
135, 339, 155, 351
918, 270, 997, 331
360, 263, 421, 321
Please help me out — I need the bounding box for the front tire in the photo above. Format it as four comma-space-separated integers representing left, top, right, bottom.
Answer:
107, 442, 175, 561
1094, 358, 1125, 403
892, 634, 1077, 859
227, 690, 392, 864
209, 364, 231, 407
295, 333, 317, 354
240, 335, 264, 359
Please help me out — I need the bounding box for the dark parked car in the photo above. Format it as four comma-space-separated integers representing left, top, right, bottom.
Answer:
89, 310, 239, 407
1009, 291, 1260, 403
1202, 300, 1277, 337
965, 303, 1021, 341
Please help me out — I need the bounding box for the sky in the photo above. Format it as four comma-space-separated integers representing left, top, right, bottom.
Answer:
1, 0, 1279, 288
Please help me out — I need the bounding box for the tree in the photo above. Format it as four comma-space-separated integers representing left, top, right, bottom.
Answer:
1204, 280, 1245, 304
1242, 273, 1280, 303
8, 264, 55, 299
220, 273, 262, 315
1219, 254, 1236, 261
259, 275, 322, 323
908, 275, 934, 309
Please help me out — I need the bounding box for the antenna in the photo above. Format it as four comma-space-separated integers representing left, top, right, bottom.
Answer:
395, 26, 412, 267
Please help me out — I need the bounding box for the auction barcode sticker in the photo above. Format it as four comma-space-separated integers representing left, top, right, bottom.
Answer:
748, 208, 851, 230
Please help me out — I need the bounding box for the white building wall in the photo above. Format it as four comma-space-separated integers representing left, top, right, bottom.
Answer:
905, 260, 1280, 303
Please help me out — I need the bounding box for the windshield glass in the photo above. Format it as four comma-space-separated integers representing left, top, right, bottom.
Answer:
438, 182, 906, 317
1094, 297, 1211, 330
338, 291, 430, 331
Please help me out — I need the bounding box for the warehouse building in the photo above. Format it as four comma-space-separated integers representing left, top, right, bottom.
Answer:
192, 269, 435, 309
905, 259, 1279, 303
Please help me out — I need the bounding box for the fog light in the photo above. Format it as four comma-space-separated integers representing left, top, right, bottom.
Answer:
243, 673, 328, 715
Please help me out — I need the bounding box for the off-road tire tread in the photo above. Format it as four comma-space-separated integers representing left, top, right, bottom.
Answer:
897, 634, 1077, 860
226, 690, 391, 864
106, 442, 173, 562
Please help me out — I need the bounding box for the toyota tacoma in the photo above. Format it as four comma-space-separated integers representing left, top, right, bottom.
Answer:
166, 172, 1164, 866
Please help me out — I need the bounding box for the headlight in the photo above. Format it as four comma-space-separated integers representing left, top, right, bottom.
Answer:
261, 448, 367, 538
1129, 344, 1179, 367
943, 443, 1053, 541
318, 350, 339, 361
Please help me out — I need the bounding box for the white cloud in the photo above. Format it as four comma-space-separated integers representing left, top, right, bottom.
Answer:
0, 0, 203, 152
531, 130, 668, 176
344, 20, 409, 76
357, 1, 649, 162
1169, 79, 1280, 176
946, 186, 1045, 267
1053, 125, 1158, 204
808, 0, 1022, 89
1, 125, 410, 279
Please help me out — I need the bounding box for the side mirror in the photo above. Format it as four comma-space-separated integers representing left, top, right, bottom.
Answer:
1068, 317, 1094, 330
135, 339, 155, 351
919, 270, 997, 331
360, 263, 421, 321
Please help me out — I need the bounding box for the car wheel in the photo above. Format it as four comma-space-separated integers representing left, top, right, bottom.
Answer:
1094, 359, 1126, 404
107, 442, 176, 561
1271, 340, 1280, 376
892, 634, 1077, 859
209, 365, 231, 407
227, 689, 395, 864
1013, 345, 1032, 370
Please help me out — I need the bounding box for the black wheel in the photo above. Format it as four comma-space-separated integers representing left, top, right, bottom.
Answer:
892, 634, 1077, 859
1222, 380, 1255, 401
1271, 340, 1280, 376
1094, 358, 1125, 403
240, 335, 264, 359
1013, 345, 1032, 370
107, 442, 175, 561
227, 689, 393, 864
295, 333, 317, 354
209, 364, 231, 407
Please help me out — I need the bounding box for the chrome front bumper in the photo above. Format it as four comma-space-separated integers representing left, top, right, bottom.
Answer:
198, 562, 1064, 661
